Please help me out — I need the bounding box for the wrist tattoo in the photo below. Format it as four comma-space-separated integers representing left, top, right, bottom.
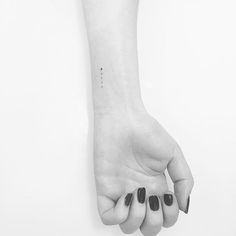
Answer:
100, 67, 103, 88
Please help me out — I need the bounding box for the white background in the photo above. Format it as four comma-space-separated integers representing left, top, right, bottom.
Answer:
0, 0, 236, 235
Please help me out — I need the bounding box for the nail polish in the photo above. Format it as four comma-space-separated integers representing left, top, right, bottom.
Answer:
125, 193, 133, 206
149, 196, 159, 211
184, 196, 190, 214
164, 194, 173, 206
137, 187, 146, 204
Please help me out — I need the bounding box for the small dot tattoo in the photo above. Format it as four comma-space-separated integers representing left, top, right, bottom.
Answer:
100, 68, 103, 88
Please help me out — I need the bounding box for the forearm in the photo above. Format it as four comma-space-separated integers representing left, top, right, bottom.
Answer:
82, 2, 193, 231
82, 0, 145, 114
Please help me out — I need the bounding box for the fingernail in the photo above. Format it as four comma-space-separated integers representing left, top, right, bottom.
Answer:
125, 193, 133, 206
149, 196, 159, 211
137, 187, 146, 203
164, 194, 173, 206
184, 196, 190, 214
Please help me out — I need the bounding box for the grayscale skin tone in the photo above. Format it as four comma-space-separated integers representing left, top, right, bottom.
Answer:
82, 0, 194, 235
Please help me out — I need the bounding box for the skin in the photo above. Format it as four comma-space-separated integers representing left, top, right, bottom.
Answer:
82, 0, 194, 235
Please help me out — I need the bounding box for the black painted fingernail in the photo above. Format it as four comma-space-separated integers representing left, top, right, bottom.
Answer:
149, 196, 159, 211
184, 196, 190, 214
125, 193, 133, 206
164, 194, 173, 206
137, 187, 146, 203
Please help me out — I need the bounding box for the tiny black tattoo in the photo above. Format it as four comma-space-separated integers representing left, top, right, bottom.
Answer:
100, 67, 103, 88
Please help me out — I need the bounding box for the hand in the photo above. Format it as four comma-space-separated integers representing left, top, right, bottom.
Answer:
94, 109, 194, 235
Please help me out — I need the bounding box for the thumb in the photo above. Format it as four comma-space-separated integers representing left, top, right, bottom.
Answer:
97, 193, 132, 225
167, 145, 194, 213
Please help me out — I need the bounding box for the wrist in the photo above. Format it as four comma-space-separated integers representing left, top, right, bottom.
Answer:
93, 102, 146, 117
93, 88, 146, 115
92, 69, 146, 116
93, 93, 146, 116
